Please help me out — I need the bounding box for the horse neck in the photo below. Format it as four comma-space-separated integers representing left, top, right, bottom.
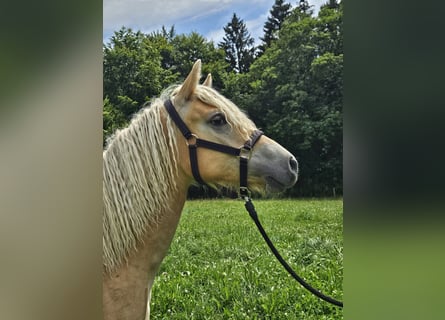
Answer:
103, 103, 187, 273
103, 105, 191, 320
103, 189, 188, 320
103, 137, 190, 319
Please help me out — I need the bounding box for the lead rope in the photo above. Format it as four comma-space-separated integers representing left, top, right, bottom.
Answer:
243, 197, 344, 308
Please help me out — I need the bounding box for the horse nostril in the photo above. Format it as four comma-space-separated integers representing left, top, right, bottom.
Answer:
289, 157, 298, 173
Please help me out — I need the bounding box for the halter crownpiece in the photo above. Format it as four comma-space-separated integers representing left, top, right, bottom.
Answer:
164, 99, 262, 199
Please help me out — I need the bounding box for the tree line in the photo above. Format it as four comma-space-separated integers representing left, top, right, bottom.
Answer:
103, 0, 343, 197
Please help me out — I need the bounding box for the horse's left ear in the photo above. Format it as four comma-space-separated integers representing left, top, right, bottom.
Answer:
175, 60, 201, 106
202, 73, 213, 87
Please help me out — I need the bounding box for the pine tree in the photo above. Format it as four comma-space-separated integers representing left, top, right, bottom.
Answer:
258, 0, 291, 54
322, 0, 339, 10
298, 0, 313, 17
218, 13, 255, 73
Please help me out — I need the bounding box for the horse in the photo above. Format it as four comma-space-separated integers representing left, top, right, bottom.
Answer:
103, 60, 298, 320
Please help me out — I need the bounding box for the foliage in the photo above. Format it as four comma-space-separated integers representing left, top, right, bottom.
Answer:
169, 32, 227, 89
218, 13, 256, 73
103, 27, 227, 144
103, 2, 343, 197
244, 2, 343, 197
102, 27, 171, 144
258, 0, 291, 55
298, 0, 314, 16
103, 27, 167, 116
103, 96, 126, 141
151, 199, 343, 319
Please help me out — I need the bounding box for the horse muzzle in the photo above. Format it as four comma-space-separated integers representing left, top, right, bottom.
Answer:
250, 140, 298, 193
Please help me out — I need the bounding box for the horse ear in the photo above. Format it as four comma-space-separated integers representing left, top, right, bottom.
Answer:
202, 73, 213, 87
175, 59, 201, 106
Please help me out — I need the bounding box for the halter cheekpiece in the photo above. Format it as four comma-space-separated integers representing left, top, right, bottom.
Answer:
164, 99, 263, 199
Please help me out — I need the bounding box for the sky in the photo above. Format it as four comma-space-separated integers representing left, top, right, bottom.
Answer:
103, 0, 326, 45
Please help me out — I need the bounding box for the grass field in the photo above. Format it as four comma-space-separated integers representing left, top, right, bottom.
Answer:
150, 199, 343, 319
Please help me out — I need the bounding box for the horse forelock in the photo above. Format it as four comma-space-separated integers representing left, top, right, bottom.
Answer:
103, 95, 178, 274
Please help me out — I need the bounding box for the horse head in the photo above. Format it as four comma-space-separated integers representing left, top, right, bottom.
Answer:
104, 60, 300, 320
168, 60, 298, 194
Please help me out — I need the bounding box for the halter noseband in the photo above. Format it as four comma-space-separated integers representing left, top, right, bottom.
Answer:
164, 99, 263, 199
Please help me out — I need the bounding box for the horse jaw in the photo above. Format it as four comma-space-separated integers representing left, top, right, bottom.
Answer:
175, 59, 202, 106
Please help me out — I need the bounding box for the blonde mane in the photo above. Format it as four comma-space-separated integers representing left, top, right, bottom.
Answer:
103, 83, 256, 274
103, 89, 179, 274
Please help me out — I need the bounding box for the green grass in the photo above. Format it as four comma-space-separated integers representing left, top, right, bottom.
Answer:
151, 199, 343, 319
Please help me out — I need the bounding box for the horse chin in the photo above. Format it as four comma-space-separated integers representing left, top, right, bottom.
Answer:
246, 174, 296, 195
265, 176, 288, 193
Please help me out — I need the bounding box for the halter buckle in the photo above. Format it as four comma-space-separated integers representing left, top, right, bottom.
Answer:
239, 146, 252, 160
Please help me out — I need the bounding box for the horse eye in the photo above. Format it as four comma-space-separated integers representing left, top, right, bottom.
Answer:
209, 114, 227, 127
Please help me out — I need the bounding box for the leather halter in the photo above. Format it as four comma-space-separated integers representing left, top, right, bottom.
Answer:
164, 99, 343, 308
164, 99, 263, 199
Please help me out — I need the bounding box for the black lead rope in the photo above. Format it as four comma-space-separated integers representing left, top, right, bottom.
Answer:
164, 99, 343, 308
244, 199, 343, 308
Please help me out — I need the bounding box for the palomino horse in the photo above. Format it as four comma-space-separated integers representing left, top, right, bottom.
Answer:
103, 60, 298, 320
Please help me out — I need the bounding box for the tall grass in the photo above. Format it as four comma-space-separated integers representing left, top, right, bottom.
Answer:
151, 199, 343, 319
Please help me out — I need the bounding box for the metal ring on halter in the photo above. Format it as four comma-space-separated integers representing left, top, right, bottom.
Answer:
239, 186, 251, 200
186, 134, 199, 147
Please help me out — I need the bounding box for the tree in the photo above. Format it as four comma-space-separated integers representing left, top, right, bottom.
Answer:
323, 0, 340, 10
218, 13, 255, 73
103, 27, 172, 142
298, 0, 313, 16
103, 97, 126, 145
147, 25, 176, 72
103, 27, 166, 117
103, 27, 228, 144
170, 32, 227, 89
245, 3, 343, 196
258, 0, 291, 55
284, 0, 314, 23
102, 3, 343, 197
